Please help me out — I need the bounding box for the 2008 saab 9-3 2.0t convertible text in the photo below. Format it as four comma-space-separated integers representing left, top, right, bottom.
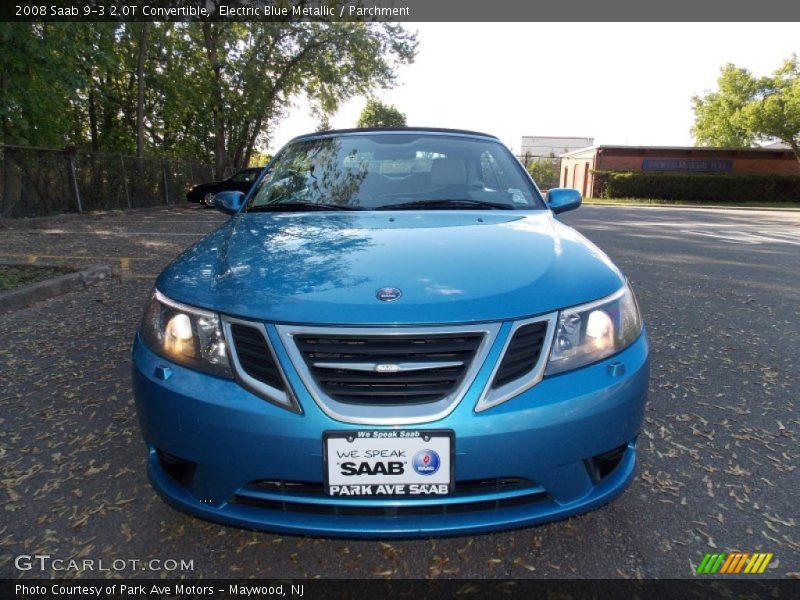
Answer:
132, 128, 649, 537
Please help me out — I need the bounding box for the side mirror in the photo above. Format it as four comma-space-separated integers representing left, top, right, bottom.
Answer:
546, 188, 582, 214
214, 190, 245, 215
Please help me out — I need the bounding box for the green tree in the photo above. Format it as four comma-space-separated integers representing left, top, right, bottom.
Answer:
692, 56, 800, 161
197, 23, 417, 177
0, 22, 416, 173
356, 98, 407, 128
526, 158, 560, 190
0, 24, 86, 147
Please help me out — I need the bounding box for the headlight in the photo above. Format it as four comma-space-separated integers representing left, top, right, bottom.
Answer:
140, 290, 232, 378
545, 283, 642, 375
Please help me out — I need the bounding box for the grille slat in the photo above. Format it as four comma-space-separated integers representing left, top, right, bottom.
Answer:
230, 324, 286, 391
295, 332, 484, 406
491, 321, 548, 389
297, 340, 480, 357
244, 477, 536, 498
313, 368, 461, 384
325, 384, 454, 397
232, 477, 548, 517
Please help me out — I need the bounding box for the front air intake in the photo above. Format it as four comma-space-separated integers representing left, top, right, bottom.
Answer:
229, 323, 286, 391
491, 321, 548, 388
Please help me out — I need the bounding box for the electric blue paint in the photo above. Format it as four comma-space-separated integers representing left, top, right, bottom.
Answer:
132, 129, 649, 537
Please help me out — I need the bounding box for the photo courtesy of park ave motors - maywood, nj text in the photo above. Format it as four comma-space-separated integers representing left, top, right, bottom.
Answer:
0, 1, 799, 597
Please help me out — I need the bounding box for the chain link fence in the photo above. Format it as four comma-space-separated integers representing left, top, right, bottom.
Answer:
0, 145, 215, 218
0, 144, 564, 218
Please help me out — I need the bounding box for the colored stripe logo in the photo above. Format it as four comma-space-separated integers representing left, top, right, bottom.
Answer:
696, 552, 773, 574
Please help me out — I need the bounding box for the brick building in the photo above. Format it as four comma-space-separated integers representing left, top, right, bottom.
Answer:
560, 145, 800, 198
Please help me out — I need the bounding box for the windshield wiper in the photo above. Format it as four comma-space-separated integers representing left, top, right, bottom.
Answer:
375, 199, 514, 211
248, 201, 362, 212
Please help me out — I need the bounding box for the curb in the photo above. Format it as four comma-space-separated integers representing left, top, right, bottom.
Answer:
582, 202, 800, 212
0, 263, 115, 314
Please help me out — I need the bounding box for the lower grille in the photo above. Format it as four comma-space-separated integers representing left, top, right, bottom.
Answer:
293, 332, 484, 405
244, 477, 535, 498
231, 477, 548, 517
231, 494, 548, 517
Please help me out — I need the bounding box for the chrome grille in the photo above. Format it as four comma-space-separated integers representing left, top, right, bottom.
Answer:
277, 323, 501, 425
294, 333, 484, 405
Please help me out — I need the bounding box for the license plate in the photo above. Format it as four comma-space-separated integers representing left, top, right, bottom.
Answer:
324, 430, 453, 497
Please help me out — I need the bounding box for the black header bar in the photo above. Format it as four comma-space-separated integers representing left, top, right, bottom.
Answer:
3, 578, 800, 600
3, 0, 800, 22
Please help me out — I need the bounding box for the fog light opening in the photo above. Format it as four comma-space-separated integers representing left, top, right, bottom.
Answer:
584, 443, 628, 485
156, 449, 197, 487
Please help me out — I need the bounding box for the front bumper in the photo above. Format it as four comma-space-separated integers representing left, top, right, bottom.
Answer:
132, 329, 649, 538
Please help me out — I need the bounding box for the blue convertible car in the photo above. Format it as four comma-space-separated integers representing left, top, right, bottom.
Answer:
132, 128, 649, 537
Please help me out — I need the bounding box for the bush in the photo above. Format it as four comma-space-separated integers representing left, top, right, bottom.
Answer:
526, 159, 560, 190
594, 171, 800, 203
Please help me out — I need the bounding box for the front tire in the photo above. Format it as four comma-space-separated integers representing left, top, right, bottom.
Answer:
203, 192, 216, 208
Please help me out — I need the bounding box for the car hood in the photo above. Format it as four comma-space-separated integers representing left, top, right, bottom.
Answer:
156, 211, 624, 325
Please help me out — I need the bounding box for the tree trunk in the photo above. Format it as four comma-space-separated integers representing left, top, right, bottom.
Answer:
102, 71, 113, 146
0, 69, 8, 143
789, 140, 800, 164
202, 23, 227, 179
136, 23, 151, 158
88, 83, 98, 152
243, 119, 264, 167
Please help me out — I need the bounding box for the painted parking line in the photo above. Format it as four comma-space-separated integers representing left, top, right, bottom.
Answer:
680, 230, 762, 244
42, 217, 223, 225
0, 253, 141, 275
680, 229, 800, 246
758, 230, 800, 243
1, 253, 138, 261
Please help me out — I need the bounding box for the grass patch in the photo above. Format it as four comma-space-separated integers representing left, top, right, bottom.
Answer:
0, 264, 75, 291
583, 198, 800, 209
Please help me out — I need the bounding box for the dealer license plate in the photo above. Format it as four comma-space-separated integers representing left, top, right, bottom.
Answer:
324, 430, 453, 497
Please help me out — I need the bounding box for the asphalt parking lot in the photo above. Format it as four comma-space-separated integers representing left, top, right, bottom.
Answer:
0, 204, 798, 579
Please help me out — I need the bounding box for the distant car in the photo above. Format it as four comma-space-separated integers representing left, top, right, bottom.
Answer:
186, 168, 263, 207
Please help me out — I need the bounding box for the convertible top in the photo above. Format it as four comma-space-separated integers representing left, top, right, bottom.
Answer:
290, 127, 500, 143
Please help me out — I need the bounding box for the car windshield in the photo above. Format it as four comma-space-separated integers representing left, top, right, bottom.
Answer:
247, 133, 544, 211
